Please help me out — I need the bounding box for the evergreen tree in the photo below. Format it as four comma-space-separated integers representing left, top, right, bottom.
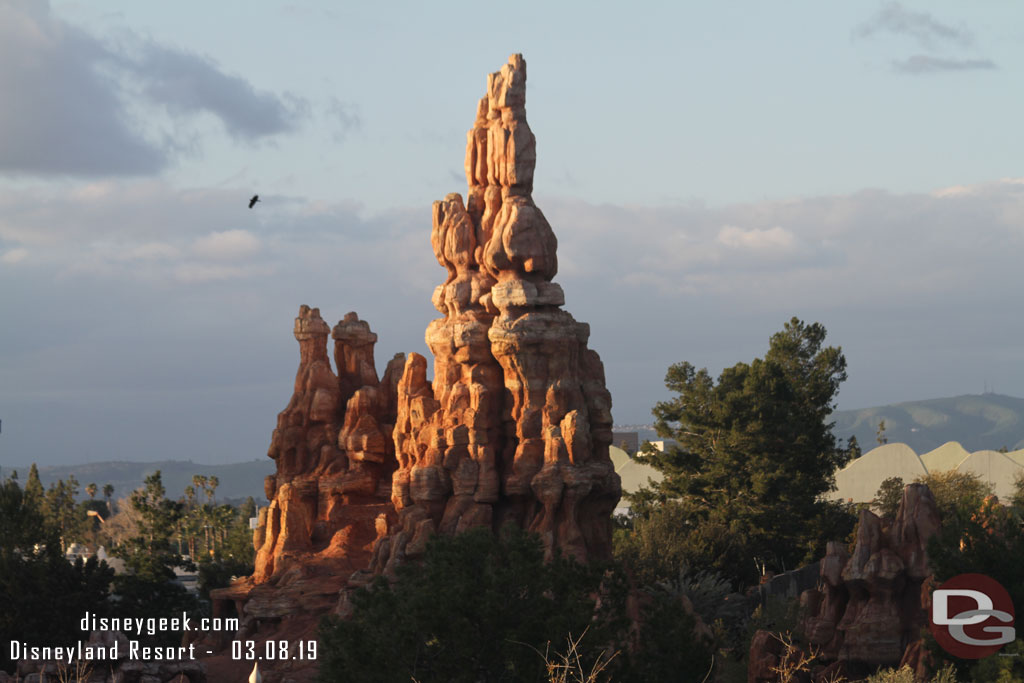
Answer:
110, 471, 197, 646
847, 435, 862, 460
873, 476, 905, 520
1, 476, 113, 674
629, 318, 854, 585
43, 476, 83, 553
24, 463, 44, 511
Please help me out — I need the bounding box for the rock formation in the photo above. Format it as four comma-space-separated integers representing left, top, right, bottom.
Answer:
204, 54, 620, 682
209, 306, 401, 678
748, 483, 941, 682
369, 53, 620, 575
250, 307, 401, 587
802, 483, 940, 667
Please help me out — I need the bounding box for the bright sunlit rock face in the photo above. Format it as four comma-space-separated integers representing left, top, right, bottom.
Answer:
374, 54, 620, 571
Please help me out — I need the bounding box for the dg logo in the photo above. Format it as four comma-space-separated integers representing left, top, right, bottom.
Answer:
930, 573, 1016, 659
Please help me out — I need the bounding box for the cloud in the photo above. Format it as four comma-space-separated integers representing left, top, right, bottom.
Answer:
854, 3, 996, 75
855, 3, 973, 49
324, 97, 361, 142
0, 178, 436, 291
718, 225, 796, 250
542, 179, 1024, 308
892, 55, 997, 74
0, 0, 305, 177
193, 229, 262, 260
1, 247, 28, 264
126, 43, 307, 140
173, 262, 275, 283
4, 177, 1024, 455
0, 0, 166, 175
121, 242, 180, 260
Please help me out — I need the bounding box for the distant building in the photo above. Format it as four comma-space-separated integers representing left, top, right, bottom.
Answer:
612, 431, 638, 454
829, 441, 1024, 503
610, 446, 664, 516
65, 543, 90, 563
646, 439, 678, 453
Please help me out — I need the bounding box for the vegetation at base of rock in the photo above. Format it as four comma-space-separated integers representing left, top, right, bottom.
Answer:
872, 476, 905, 520
623, 318, 856, 587
917, 470, 995, 522
864, 664, 957, 682
925, 486, 1024, 682
1013, 471, 1024, 508
317, 526, 713, 683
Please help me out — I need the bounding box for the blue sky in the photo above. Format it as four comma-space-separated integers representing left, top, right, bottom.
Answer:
2, 0, 1023, 465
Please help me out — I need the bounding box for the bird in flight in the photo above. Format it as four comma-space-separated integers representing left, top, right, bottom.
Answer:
249, 194, 260, 209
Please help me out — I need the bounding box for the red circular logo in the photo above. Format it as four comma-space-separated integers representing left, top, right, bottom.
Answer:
929, 573, 1016, 659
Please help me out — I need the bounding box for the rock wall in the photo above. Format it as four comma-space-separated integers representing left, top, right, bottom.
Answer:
370, 53, 620, 575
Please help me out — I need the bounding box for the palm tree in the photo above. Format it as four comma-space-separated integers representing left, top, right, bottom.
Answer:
85, 483, 97, 500
102, 483, 115, 515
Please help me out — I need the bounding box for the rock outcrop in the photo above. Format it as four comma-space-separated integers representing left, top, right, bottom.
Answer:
369, 53, 620, 575
250, 307, 400, 588
209, 305, 400, 675
749, 483, 941, 682
208, 54, 619, 683
801, 483, 940, 668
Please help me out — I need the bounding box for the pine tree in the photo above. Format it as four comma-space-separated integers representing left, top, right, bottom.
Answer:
629, 318, 854, 585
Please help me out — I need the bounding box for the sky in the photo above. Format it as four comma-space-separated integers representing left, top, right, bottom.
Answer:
2, 0, 1023, 466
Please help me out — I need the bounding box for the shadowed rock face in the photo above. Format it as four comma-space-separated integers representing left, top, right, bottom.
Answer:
371, 53, 620, 573
802, 484, 940, 676
749, 484, 941, 683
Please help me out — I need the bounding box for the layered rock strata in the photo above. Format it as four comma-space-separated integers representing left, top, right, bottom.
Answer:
369, 54, 620, 575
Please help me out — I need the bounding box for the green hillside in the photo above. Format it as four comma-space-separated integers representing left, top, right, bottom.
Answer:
832, 393, 1024, 453
1, 459, 275, 505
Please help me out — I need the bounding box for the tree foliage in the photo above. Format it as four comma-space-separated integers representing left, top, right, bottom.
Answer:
627, 318, 855, 586
0, 476, 113, 674
873, 476, 905, 520
916, 470, 994, 524
318, 526, 712, 683
926, 488, 1024, 682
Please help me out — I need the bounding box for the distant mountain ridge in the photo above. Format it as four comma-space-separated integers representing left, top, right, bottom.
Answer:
832, 393, 1024, 454
8, 394, 1022, 501
616, 393, 1024, 455
0, 459, 274, 504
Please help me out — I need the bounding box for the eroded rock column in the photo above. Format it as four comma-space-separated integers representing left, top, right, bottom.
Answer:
372, 54, 620, 574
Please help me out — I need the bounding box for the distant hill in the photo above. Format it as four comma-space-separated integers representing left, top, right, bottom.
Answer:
832, 394, 1024, 454
1, 459, 275, 504
10, 394, 1022, 502
619, 393, 1024, 455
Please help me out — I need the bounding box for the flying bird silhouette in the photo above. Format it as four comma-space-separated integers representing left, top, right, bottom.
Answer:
248, 194, 260, 209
